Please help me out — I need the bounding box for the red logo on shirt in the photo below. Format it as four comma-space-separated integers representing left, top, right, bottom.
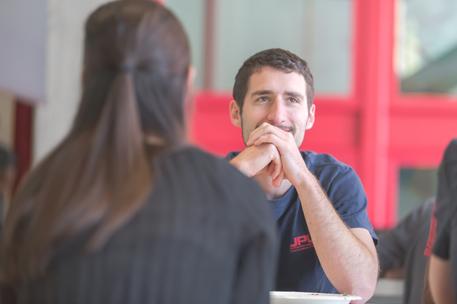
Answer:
290, 234, 313, 253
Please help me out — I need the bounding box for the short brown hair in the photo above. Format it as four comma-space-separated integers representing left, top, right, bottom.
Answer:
233, 48, 314, 110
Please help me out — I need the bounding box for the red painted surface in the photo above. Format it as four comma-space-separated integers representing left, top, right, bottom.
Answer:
390, 98, 457, 167
354, 0, 394, 227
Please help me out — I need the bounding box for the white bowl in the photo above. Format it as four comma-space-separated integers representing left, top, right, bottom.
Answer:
270, 291, 362, 304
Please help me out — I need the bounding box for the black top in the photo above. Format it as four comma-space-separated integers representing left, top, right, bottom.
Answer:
432, 139, 457, 297
11, 146, 278, 304
377, 198, 434, 304
433, 139, 457, 259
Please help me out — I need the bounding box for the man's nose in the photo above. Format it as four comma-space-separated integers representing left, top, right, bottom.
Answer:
266, 98, 287, 125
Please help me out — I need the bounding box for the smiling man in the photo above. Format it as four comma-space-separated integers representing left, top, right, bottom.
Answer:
228, 48, 379, 303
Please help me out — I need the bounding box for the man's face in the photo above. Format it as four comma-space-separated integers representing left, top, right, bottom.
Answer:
230, 66, 315, 147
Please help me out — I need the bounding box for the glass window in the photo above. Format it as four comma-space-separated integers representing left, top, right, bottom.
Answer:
396, 0, 457, 95
167, 0, 352, 95
166, 0, 205, 89
397, 167, 437, 221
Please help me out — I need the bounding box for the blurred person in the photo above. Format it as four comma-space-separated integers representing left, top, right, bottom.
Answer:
0, 144, 15, 226
227, 48, 378, 303
428, 139, 457, 304
0, 1, 278, 304
377, 198, 435, 304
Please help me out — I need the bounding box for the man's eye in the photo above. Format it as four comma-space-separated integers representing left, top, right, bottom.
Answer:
257, 96, 269, 102
288, 97, 301, 104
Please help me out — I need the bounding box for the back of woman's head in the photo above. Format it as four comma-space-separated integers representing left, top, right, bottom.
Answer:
1, 0, 191, 284
76, 0, 190, 143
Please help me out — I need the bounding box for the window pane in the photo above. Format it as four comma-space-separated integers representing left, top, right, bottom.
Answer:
396, 0, 457, 95
214, 0, 352, 94
167, 0, 352, 95
166, 0, 205, 89
397, 167, 437, 221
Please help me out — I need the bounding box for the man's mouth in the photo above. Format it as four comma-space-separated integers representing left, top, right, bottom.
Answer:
255, 122, 294, 134
279, 126, 294, 133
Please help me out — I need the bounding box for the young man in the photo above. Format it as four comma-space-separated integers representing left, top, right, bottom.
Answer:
228, 48, 378, 302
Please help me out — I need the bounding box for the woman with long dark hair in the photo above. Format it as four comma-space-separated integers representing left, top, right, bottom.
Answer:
0, 1, 277, 303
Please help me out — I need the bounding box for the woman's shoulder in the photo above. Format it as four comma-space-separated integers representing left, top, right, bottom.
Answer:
161, 145, 250, 180
159, 145, 269, 213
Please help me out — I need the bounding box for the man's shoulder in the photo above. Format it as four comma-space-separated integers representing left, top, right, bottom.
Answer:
301, 150, 352, 173
226, 151, 239, 160
300, 151, 365, 195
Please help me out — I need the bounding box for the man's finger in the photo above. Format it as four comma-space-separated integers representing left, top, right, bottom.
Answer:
247, 123, 287, 146
271, 155, 282, 180
272, 170, 284, 187
254, 134, 285, 152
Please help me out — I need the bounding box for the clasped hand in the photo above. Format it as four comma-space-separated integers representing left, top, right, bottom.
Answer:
233, 123, 307, 187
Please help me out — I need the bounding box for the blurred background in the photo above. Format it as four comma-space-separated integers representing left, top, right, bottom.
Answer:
1, 0, 457, 229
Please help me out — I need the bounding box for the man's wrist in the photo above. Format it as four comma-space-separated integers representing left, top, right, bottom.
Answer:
294, 167, 317, 190
229, 156, 250, 177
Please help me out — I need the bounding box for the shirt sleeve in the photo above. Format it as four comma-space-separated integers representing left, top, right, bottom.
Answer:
377, 200, 434, 272
326, 165, 378, 244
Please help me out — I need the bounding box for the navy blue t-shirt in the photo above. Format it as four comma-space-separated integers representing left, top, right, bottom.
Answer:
228, 150, 377, 293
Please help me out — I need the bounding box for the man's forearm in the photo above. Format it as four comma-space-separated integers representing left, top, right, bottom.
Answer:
296, 171, 378, 302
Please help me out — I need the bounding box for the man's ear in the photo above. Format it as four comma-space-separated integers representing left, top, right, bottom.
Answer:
183, 66, 196, 134
305, 104, 316, 130
229, 100, 242, 127
184, 66, 196, 105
